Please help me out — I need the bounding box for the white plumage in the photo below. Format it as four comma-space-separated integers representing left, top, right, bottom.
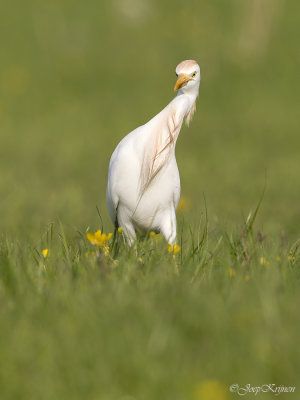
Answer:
106, 60, 201, 245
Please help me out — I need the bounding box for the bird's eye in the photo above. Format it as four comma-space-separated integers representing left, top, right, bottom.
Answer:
192, 72, 197, 78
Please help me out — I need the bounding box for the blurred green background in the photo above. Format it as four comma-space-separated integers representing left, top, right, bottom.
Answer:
1, 2, 300, 399
0, 0, 299, 240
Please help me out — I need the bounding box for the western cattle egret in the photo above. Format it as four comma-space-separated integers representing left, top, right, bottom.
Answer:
106, 60, 200, 245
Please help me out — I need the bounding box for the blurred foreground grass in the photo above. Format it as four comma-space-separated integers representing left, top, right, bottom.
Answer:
0, 0, 299, 398
0, 217, 299, 399
0, 0, 299, 240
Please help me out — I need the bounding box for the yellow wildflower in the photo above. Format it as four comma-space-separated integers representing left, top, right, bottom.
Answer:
275, 255, 281, 261
229, 267, 235, 277
85, 251, 96, 258
244, 275, 250, 281
194, 380, 229, 400
149, 231, 163, 242
86, 230, 112, 255
86, 230, 112, 247
168, 244, 181, 255
118, 227, 126, 244
42, 249, 49, 258
177, 196, 192, 212
259, 256, 269, 267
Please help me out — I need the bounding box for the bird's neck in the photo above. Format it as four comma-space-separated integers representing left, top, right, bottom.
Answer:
175, 89, 198, 126
176, 88, 198, 110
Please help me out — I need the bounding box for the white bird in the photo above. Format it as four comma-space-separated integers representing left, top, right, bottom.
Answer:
106, 60, 200, 245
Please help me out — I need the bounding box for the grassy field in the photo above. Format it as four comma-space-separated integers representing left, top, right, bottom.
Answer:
1, 0, 300, 399
0, 217, 299, 400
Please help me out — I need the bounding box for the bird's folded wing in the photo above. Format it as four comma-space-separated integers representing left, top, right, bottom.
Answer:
140, 109, 184, 195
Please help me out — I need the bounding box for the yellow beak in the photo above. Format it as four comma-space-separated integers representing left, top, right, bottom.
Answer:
174, 73, 191, 91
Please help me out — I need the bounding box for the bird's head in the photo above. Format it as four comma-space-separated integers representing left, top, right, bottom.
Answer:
174, 60, 200, 94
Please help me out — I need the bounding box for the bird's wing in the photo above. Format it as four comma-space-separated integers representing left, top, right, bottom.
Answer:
140, 107, 184, 195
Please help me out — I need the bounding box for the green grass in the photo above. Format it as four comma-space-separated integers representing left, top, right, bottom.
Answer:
0, 217, 299, 399
1, 0, 300, 398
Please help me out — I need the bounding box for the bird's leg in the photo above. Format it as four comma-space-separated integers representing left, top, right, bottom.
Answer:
117, 207, 136, 246
123, 228, 136, 246
160, 207, 177, 245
